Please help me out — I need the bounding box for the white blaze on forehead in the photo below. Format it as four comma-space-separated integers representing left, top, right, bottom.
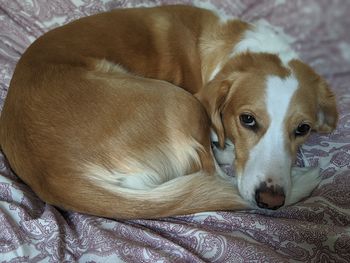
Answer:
238, 75, 299, 204
266, 75, 299, 122
258, 75, 299, 168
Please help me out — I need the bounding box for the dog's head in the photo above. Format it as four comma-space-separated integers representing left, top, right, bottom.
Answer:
196, 52, 338, 209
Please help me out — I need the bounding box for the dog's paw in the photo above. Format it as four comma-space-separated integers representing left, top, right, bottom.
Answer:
286, 167, 322, 206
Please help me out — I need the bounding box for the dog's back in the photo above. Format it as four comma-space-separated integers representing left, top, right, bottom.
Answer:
0, 6, 249, 219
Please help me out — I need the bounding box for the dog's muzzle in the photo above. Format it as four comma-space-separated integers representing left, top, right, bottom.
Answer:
255, 182, 285, 210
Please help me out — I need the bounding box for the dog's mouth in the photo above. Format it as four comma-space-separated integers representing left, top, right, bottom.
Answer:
235, 166, 292, 211
237, 165, 322, 210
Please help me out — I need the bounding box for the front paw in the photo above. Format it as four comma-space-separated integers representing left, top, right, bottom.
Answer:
211, 140, 235, 166
287, 167, 322, 205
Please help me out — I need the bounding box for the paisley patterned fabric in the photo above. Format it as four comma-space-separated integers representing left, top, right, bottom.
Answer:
0, 0, 349, 262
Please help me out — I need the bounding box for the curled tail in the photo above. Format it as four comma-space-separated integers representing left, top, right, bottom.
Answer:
46, 170, 248, 219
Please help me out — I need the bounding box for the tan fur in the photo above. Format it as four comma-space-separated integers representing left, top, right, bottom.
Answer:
0, 5, 338, 219
197, 52, 338, 176
197, 53, 292, 173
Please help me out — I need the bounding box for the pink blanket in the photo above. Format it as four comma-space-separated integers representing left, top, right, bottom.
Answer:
1, 1, 349, 262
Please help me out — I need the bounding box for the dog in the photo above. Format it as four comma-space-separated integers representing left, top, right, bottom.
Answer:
0, 5, 338, 219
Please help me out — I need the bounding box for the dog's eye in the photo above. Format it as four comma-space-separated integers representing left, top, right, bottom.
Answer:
240, 114, 257, 130
295, 123, 311, 137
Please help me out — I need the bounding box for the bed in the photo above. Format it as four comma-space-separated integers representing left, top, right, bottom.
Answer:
0, 0, 349, 262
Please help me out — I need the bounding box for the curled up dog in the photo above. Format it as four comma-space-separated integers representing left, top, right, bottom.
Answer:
0, 5, 338, 219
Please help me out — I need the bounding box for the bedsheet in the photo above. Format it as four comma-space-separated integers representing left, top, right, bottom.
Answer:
0, 0, 350, 262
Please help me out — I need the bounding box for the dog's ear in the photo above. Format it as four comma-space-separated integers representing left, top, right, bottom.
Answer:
289, 59, 338, 133
195, 80, 231, 148
315, 78, 338, 133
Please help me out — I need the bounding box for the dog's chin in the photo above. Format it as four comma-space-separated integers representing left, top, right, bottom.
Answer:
235, 171, 290, 211
212, 140, 321, 209
236, 167, 321, 212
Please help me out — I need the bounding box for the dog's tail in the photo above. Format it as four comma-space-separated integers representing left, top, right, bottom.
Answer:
45, 170, 248, 219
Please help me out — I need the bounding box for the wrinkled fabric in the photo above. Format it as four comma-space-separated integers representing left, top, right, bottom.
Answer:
0, 0, 349, 262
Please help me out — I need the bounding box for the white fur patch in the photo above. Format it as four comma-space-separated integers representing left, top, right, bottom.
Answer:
265, 75, 299, 126
237, 75, 299, 205
85, 135, 204, 191
94, 59, 128, 74
232, 20, 299, 65
208, 63, 223, 81
287, 167, 321, 205
211, 130, 235, 166
85, 164, 163, 190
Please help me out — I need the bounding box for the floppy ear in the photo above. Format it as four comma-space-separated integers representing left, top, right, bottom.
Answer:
315, 77, 338, 133
195, 80, 231, 148
289, 59, 338, 133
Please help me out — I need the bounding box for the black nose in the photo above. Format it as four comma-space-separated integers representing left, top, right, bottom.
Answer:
255, 183, 285, 210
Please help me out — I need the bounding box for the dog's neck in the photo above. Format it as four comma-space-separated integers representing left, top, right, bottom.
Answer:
199, 19, 249, 85
232, 20, 299, 65
201, 19, 299, 84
